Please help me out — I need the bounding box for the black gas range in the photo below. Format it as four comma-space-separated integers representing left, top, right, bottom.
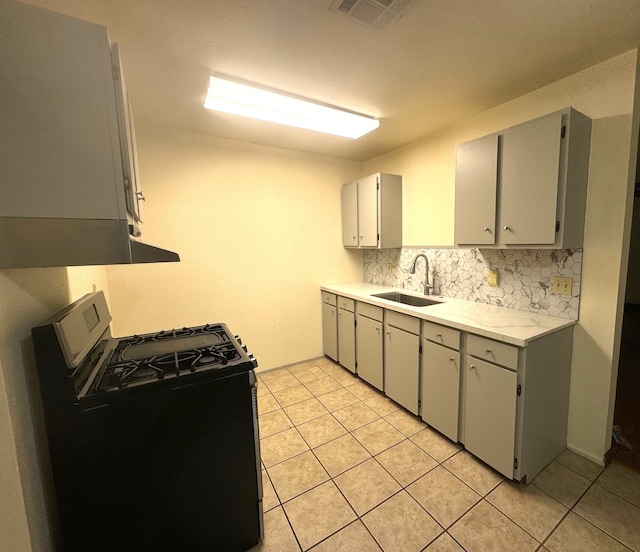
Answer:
31, 291, 263, 552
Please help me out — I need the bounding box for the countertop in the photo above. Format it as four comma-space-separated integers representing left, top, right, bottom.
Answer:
320, 282, 576, 347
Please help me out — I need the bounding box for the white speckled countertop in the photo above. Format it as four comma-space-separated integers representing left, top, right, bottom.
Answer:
320, 283, 576, 347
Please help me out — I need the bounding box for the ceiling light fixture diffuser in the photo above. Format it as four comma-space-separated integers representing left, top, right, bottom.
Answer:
204, 76, 379, 139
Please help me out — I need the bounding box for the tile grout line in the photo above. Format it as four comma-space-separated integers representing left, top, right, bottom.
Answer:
263, 361, 455, 548
592, 468, 640, 509
263, 360, 458, 550
261, 359, 636, 552
281, 362, 377, 551
260, 363, 366, 550
564, 477, 637, 552
260, 362, 465, 549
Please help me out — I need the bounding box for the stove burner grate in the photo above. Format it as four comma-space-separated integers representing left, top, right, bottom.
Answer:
152, 327, 196, 341
119, 363, 165, 387
117, 335, 145, 347
148, 350, 200, 374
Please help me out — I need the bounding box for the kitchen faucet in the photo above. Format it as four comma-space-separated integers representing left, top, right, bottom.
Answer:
410, 253, 433, 295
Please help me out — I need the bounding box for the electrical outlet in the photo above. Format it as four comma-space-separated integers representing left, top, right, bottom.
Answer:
552, 276, 573, 295
487, 269, 499, 287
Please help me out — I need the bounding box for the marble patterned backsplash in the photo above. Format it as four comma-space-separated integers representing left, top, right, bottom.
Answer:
363, 248, 582, 320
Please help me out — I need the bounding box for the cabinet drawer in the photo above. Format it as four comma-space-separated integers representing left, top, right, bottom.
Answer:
337, 296, 355, 312
321, 291, 337, 306
358, 302, 383, 321
422, 321, 460, 350
467, 334, 519, 370
385, 310, 420, 334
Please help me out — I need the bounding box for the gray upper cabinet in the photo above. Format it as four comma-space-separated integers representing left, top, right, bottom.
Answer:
341, 181, 359, 247
500, 112, 563, 245
454, 134, 499, 245
454, 108, 592, 249
0, 0, 180, 268
342, 173, 402, 249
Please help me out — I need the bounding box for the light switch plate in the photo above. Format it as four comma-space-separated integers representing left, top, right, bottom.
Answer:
552, 276, 573, 295
487, 269, 499, 287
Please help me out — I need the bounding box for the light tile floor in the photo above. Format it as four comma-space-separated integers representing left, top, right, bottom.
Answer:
250, 357, 640, 552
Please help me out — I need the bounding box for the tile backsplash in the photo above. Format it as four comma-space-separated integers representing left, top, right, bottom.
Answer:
363, 248, 581, 320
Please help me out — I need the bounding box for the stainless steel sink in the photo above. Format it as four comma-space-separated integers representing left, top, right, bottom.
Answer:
372, 292, 441, 307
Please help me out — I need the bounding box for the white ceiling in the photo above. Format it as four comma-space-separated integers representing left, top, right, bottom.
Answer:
25, 0, 640, 161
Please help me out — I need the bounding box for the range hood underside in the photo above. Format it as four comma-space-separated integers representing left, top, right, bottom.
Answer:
0, 217, 180, 268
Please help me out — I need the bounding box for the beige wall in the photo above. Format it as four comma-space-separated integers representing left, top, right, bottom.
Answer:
362, 50, 640, 464
105, 128, 363, 370
0, 266, 108, 551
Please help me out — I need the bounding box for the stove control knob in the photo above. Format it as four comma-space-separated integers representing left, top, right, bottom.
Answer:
234, 334, 243, 345
242, 344, 248, 352
248, 353, 258, 368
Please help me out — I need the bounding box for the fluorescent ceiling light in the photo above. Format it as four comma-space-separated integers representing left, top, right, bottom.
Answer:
204, 76, 379, 139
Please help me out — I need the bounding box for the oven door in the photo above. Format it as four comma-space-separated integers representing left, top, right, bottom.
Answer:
57, 371, 261, 552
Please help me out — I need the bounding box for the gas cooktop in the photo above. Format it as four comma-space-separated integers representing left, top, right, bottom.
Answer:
92, 323, 256, 394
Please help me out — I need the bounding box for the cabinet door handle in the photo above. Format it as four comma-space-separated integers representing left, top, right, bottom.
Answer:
503, 225, 511, 231
436, 333, 442, 338
483, 226, 490, 232
360, 235, 364, 241
449, 357, 455, 362
352, 235, 357, 241
469, 364, 476, 370
485, 348, 492, 353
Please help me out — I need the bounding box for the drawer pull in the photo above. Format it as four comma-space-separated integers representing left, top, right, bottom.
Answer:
437, 333, 442, 338
485, 348, 492, 353
470, 364, 476, 370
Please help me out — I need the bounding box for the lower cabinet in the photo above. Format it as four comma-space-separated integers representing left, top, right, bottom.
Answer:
462, 329, 573, 481
321, 292, 337, 361
464, 356, 518, 478
420, 321, 461, 442
420, 321, 460, 441
384, 311, 420, 415
356, 303, 384, 390
320, 288, 574, 482
337, 297, 356, 373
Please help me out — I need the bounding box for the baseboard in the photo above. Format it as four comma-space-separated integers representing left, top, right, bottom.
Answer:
566, 442, 606, 467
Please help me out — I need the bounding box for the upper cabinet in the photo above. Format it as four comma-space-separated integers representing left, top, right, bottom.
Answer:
0, 0, 179, 267
454, 134, 499, 245
342, 173, 402, 249
454, 108, 592, 249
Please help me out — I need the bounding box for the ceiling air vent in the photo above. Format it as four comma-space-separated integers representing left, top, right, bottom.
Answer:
329, 0, 415, 30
